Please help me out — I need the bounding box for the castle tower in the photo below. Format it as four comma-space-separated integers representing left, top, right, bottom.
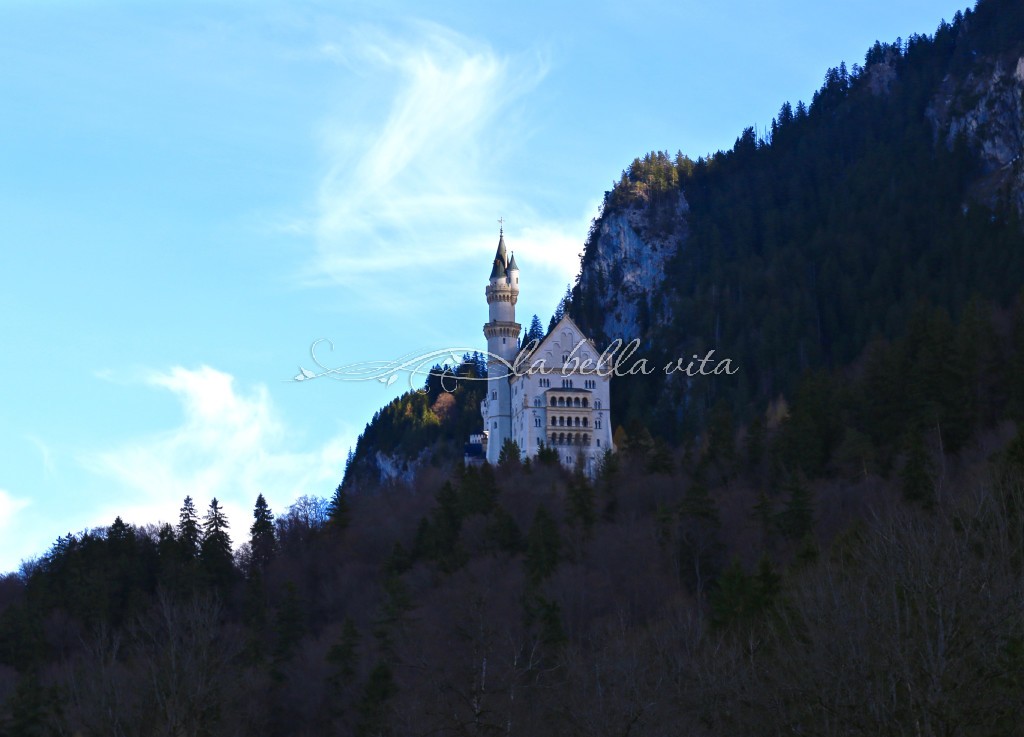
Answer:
483, 227, 521, 463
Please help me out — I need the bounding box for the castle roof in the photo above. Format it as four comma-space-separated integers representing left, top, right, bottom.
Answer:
507, 251, 519, 272
494, 233, 507, 266
489, 257, 505, 280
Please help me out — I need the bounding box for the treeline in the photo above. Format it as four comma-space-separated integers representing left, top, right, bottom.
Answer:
342, 353, 487, 490
3, 287, 1024, 733
571, 0, 1024, 441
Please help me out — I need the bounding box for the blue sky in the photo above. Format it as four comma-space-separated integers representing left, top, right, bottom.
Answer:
0, 0, 968, 572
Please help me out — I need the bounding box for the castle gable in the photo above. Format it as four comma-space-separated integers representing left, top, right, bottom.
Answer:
525, 315, 603, 371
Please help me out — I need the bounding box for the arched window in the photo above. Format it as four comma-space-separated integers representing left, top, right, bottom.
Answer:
558, 416, 564, 426
583, 434, 590, 445
573, 397, 581, 407
558, 433, 565, 445
558, 397, 565, 407
550, 432, 556, 445
574, 417, 580, 427
550, 397, 557, 407
551, 417, 557, 426
582, 417, 588, 427
582, 398, 589, 407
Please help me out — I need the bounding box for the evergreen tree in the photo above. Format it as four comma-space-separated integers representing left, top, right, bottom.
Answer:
525, 505, 561, 586
566, 470, 596, 536
776, 479, 814, 541
327, 618, 361, 691
326, 483, 351, 532
200, 498, 235, 586
271, 581, 305, 678
485, 505, 524, 553
525, 314, 545, 345
497, 438, 521, 466
901, 430, 935, 508
355, 661, 396, 737
177, 495, 201, 560
249, 494, 276, 571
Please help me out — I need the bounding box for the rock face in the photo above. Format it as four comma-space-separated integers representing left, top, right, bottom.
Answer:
929, 54, 1024, 212
576, 191, 687, 342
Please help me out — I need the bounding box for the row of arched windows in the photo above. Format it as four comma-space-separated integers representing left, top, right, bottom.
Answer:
549, 432, 590, 446
551, 415, 588, 427
549, 396, 589, 408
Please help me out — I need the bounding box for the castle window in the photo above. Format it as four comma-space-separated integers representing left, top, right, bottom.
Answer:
550, 397, 557, 407
573, 398, 581, 407
595, 400, 601, 409
595, 419, 601, 429
492, 391, 497, 400
550, 433, 556, 445
582, 398, 589, 407
574, 417, 580, 427
551, 417, 557, 426
597, 438, 601, 447
582, 418, 588, 427
558, 417, 564, 427
583, 434, 589, 445
558, 397, 565, 407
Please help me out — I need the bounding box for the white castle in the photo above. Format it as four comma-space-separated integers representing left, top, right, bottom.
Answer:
472, 228, 613, 476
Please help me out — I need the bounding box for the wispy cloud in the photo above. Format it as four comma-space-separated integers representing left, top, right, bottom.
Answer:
26, 435, 57, 480
81, 366, 354, 534
0, 489, 30, 533
0, 489, 33, 574
299, 22, 562, 289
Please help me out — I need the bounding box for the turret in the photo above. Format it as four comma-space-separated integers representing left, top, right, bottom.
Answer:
483, 227, 521, 463
507, 251, 519, 292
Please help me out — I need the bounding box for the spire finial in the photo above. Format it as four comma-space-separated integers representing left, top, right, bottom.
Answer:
497, 216, 504, 236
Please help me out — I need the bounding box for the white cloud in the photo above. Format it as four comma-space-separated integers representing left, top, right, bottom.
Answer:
0, 489, 33, 574
0, 489, 30, 533
299, 22, 570, 289
81, 366, 355, 535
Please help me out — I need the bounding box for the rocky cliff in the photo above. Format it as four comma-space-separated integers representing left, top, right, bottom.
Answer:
930, 53, 1024, 212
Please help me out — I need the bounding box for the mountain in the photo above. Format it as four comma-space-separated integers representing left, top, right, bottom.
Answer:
571, 0, 1024, 439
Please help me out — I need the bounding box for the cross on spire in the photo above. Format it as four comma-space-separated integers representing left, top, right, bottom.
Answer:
497, 216, 504, 235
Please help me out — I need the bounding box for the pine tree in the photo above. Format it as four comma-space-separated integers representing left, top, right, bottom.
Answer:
525, 505, 561, 586
326, 483, 351, 532
525, 314, 545, 345
485, 505, 524, 553
327, 618, 360, 691
200, 498, 235, 586
566, 470, 596, 536
710, 557, 755, 629
355, 661, 396, 737
271, 581, 305, 678
249, 494, 276, 571
497, 438, 521, 466
776, 479, 814, 541
177, 495, 201, 560
752, 490, 774, 548
901, 430, 935, 508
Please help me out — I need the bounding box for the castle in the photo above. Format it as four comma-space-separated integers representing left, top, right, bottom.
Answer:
471, 228, 613, 476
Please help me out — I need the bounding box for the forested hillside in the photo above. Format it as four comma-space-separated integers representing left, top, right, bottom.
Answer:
571, 0, 1024, 440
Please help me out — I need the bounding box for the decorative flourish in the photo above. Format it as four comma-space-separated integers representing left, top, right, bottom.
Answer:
290, 338, 736, 392
291, 339, 498, 392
